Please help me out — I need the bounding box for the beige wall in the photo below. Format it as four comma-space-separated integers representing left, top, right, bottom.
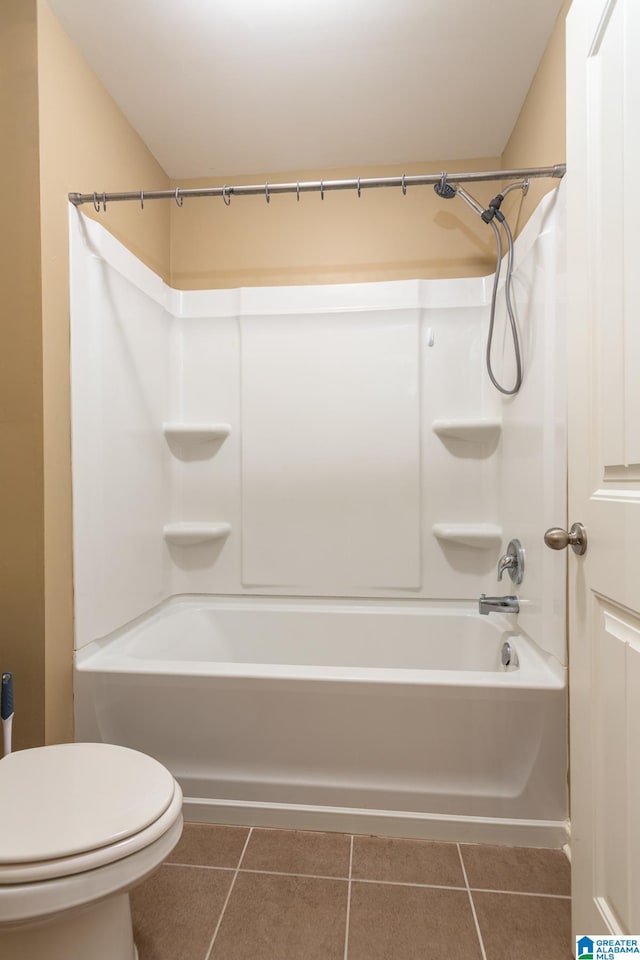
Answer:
169, 3, 571, 291
37, 0, 171, 285
170, 159, 503, 290
500, 0, 572, 229
37, 0, 171, 744
0, 0, 172, 749
0, 0, 45, 751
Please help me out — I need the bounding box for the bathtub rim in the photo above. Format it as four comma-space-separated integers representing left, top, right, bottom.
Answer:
74, 593, 565, 690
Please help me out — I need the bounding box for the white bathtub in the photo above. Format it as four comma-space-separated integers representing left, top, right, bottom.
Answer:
74, 596, 567, 846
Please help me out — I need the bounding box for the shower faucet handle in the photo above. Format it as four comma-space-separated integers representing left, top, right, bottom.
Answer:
497, 539, 525, 585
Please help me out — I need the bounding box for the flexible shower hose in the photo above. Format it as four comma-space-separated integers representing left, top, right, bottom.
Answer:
486, 216, 523, 395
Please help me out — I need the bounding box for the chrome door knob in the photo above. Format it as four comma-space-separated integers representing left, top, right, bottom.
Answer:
543, 522, 587, 556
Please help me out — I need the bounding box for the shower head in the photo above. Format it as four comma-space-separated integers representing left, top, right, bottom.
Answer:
433, 180, 456, 200
433, 181, 486, 217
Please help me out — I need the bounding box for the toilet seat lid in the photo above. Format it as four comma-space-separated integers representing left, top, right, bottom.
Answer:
0, 742, 176, 864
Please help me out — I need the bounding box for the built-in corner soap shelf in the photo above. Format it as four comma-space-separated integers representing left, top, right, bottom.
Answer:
163, 422, 231, 445
162, 423, 232, 547
163, 522, 231, 546
432, 418, 502, 444
432, 523, 502, 549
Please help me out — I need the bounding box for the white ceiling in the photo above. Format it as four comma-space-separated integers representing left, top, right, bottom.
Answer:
48, 0, 566, 180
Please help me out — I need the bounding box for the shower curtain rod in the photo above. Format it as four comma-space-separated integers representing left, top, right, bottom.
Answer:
68, 163, 566, 209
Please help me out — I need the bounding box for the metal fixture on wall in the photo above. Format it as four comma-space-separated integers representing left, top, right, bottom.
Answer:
497, 539, 525, 584
478, 594, 520, 615
433, 174, 529, 395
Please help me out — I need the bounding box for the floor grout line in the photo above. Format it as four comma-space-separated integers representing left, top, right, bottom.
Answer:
203, 827, 253, 960
343, 836, 354, 960
166, 862, 235, 872
238, 867, 349, 882
164, 860, 570, 898
236, 828, 253, 869
166, 861, 349, 881
351, 877, 467, 891
469, 887, 571, 900
457, 843, 488, 960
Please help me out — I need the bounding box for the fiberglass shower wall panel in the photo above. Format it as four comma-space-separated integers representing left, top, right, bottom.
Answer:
70, 209, 173, 649
240, 307, 421, 592
165, 296, 243, 596
497, 187, 567, 666
419, 280, 503, 598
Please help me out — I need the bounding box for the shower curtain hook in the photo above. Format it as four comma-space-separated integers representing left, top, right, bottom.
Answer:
320, 180, 324, 200
265, 182, 270, 204
401, 174, 407, 196
296, 181, 300, 202
93, 192, 100, 213
102, 192, 107, 212
439, 171, 448, 194
140, 191, 144, 210
222, 185, 231, 207
522, 178, 530, 196
175, 187, 183, 207
356, 177, 361, 198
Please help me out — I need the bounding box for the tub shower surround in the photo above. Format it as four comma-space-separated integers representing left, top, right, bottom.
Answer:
70, 187, 567, 845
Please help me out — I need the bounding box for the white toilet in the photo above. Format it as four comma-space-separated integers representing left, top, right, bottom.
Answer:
0, 741, 183, 960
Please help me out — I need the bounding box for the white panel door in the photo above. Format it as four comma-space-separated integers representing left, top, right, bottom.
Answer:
566, 0, 640, 938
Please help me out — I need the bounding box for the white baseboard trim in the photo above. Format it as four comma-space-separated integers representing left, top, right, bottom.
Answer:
183, 796, 569, 848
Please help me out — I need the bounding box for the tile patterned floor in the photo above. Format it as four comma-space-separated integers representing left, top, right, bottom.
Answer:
130, 824, 572, 960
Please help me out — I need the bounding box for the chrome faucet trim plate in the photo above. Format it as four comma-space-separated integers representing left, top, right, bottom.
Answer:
497, 539, 525, 584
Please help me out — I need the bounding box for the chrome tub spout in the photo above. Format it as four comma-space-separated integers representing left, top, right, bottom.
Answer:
479, 594, 519, 615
